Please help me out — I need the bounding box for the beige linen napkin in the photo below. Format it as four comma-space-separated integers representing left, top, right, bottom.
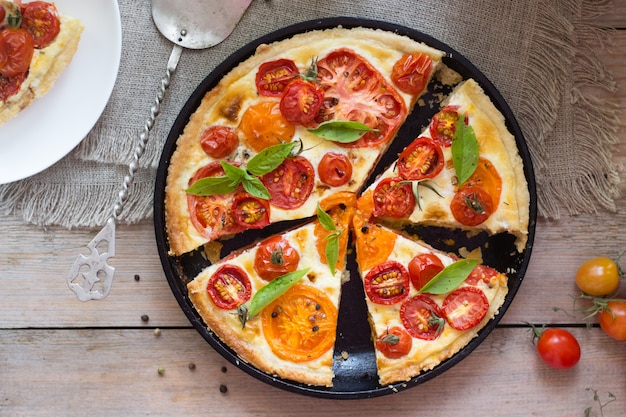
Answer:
0, 0, 619, 227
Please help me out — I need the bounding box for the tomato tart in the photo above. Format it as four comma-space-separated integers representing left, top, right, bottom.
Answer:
163, 25, 531, 389
0, 1, 83, 126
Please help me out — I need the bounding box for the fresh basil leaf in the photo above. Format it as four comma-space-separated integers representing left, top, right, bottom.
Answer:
308, 120, 377, 143
418, 258, 480, 295
316, 204, 337, 231
247, 141, 298, 176
241, 174, 271, 200
325, 231, 341, 275
220, 161, 246, 182
451, 113, 479, 186
247, 268, 310, 318
185, 176, 239, 196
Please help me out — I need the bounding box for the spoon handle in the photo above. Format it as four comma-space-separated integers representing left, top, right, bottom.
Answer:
67, 45, 183, 301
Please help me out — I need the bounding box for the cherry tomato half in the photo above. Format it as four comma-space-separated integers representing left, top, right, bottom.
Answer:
239, 101, 295, 152
575, 257, 620, 297
397, 136, 444, 181
199, 125, 239, 159
0, 28, 34, 77
318, 152, 353, 187
231, 192, 270, 229
372, 177, 416, 218
255, 58, 299, 97
599, 301, 626, 341
353, 220, 397, 273
20, 1, 60, 49
279, 78, 324, 125
408, 253, 444, 291
375, 326, 413, 359
261, 156, 315, 209
254, 236, 300, 281
400, 294, 445, 340
450, 185, 494, 226
391, 52, 433, 95
206, 264, 252, 310
0, 71, 25, 101
429, 105, 460, 147
364, 261, 410, 305
261, 284, 338, 362
443, 287, 489, 330
535, 328, 581, 369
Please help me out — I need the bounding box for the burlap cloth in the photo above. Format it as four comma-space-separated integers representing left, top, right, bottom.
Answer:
0, 0, 620, 227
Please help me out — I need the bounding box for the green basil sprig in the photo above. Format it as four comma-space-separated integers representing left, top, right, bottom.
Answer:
316, 204, 342, 275
186, 141, 299, 199
237, 268, 310, 328
308, 120, 377, 143
451, 113, 479, 187
418, 258, 480, 295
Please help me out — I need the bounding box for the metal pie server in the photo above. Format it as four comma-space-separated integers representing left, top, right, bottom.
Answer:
68, 0, 253, 301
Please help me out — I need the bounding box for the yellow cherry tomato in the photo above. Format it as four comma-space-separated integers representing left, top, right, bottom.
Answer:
575, 257, 619, 296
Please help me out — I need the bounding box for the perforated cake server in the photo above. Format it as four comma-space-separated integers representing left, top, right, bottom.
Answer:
68, 0, 253, 301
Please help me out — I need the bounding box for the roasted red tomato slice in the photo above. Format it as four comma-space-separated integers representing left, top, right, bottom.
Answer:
443, 286, 489, 331
400, 294, 445, 340
375, 326, 413, 359
372, 177, 416, 218
279, 78, 324, 125
232, 192, 270, 229
261, 156, 315, 209
0, 28, 34, 77
391, 53, 433, 95
408, 253, 445, 291
187, 162, 245, 239
20, 1, 60, 49
429, 105, 460, 147
318, 152, 353, 187
397, 136, 444, 180
206, 264, 252, 310
315, 48, 407, 148
465, 264, 501, 286
450, 185, 494, 226
199, 125, 239, 159
364, 261, 409, 305
255, 58, 299, 97
0, 71, 25, 101
253, 236, 301, 282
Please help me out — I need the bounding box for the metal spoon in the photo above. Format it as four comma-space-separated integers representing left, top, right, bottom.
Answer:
68, 0, 253, 301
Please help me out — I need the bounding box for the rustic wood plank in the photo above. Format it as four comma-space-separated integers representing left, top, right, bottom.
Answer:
1, 328, 624, 417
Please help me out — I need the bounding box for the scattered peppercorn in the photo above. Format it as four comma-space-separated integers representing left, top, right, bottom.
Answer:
188, 363, 196, 371
141, 314, 149, 322
221, 366, 227, 373
157, 367, 165, 376
219, 384, 228, 393
153, 328, 161, 337
134, 274, 140, 281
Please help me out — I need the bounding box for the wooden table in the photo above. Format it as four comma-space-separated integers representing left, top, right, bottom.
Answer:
2, 7, 625, 417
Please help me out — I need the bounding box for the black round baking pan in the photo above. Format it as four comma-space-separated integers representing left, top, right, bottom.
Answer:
154, 16, 537, 399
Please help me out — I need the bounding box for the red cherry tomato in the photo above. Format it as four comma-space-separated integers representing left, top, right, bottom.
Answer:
254, 236, 300, 281
318, 152, 353, 187
391, 53, 433, 95
206, 264, 252, 310
199, 125, 239, 159
443, 287, 489, 330
408, 253, 444, 291
372, 177, 416, 218
315, 49, 407, 148
261, 156, 315, 209
375, 326, 413, 359
0, 28, 34, 77
534, 327, 581, 369
231, 192, 270, 229
0, 71, 25, 100
465, 263, 501, 286
279, 78, 324, 125
364, 261, 409, 305
450, 185, 494, 226
20, 1, 60, 49
400, 294, 445, 340
599, 301, 626, 341
187, 162, 245, 239
255, 58, 299, 97
429, 105, 460, 147
397, 136, 444, 181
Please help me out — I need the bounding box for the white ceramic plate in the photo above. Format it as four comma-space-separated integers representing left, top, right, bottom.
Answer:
0, 0, 122, 185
